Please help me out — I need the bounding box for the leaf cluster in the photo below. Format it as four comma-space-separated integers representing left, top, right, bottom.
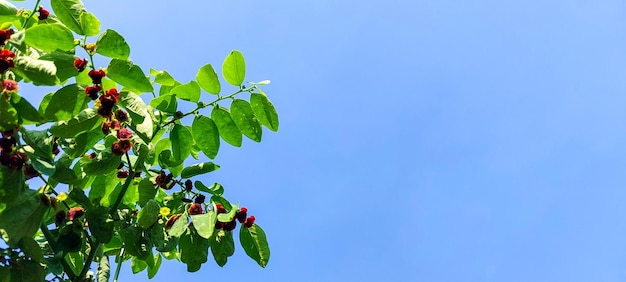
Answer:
0, 0, 277, 281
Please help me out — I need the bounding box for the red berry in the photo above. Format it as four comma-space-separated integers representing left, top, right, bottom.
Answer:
224, 220, 237, 231
55, 210, 66, 225
37, 7, 49, 20
88, 69, 106, 84
114, 109, 129, 122
24, 164, 40, 180
85, 85, 101, 100
184, 179, 193, 192
117, 170, 129, 178
165, 214, 182, 229
244, 216, 255, 228
68, 207, 85, 221
2, 79, 17, 92
188, 203, 203, 215
116, 128, 133, 140
215, 203, 227, 214
194, 194, 205, 204
73, 58, 87, 72
236, 207, 247, 223
0, 29, 13, 45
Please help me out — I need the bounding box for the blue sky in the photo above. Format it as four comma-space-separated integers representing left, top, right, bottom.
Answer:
17, 0, 626, 281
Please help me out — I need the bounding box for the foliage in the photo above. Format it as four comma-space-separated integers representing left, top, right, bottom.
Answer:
0, 0, 278, 281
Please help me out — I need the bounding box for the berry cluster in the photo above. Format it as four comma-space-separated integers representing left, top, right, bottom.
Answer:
79, 67, 135, 156
0, 130, 27, 171
155, 171, 175, 189
0, 47, 15, 75
164, 204, 256, 232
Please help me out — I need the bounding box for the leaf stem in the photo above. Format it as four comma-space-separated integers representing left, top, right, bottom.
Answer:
78, 238, 99, 280
22, 0, 41, 28
112, 248, 125, 282
157, 86, 255, 130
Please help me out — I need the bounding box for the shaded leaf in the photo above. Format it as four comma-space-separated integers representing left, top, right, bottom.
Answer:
86, 206, 114, 243
44, 83, 88, 121
49, 108, 101, 138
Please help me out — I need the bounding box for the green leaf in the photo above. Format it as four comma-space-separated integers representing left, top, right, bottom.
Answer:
89, 173, 117, 203
195, 182, 224, 195
151, 138, 171, 165
119, 92, 153, 143
96, 29, 130, 60
0, 167, 23, 213
210, 195, 232, 211
138, 200, 160, 229
231, 99, 262, 142
44, 83, 88, 121
240, 224, 270, 267
170, 124, 193, 163
211, 106, 242, 147
250, 93, 279, 132
167, 213, 188, 237
153, 69, 176, 86
0, 189, 47, 247
149, 94, 177, 113
13, 56, 59, 86
10, 93, 46, 125
151, 223, 178, 253
79, 12, 100, 36
20, 129, 53, 160
19, 237, 44, 263
107, 59, 153, 93
39, 51, 78, 82
222, 50, 245, 86
179, 229, 209, 272
137, 178, 157, 207
51, 154, 78, 184
62, 127, 102, 158
0, 1, 16, 17
24, 23, 74, 52
210, 230, 235, 267
0, 96, 18, 131
50, 0, 85, 34
196, 64, 220, 94
131, 257, 147, 274
86, 206, 114, 243
79, 148, 121, 176
8, 260, 45, 282
191, 115, 220, 159
180, 162, 219, 179
49, 108, 101, 138
190, 211, 216, 239
120, 225, 151, 260
170, 81, 200, 102
217, 203, 238, 223
148, 253, 162, 279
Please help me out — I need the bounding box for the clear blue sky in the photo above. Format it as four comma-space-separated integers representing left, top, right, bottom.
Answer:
19, 0, 626, 281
